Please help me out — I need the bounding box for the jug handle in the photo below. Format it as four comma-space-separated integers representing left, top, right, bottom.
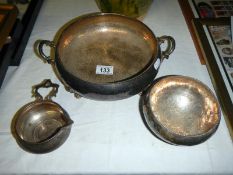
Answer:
32, 79, 59, 100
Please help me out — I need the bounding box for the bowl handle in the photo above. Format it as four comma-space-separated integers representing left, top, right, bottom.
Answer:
37, 40, 55, 64
32, 79, 59, 100
158, 35, 175, 61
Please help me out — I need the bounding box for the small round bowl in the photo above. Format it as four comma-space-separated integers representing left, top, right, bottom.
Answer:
11, 79, 73, 153
141, 75, 221, 145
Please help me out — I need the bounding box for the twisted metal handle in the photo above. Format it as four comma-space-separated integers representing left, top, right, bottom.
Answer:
158, 35, 175, 61
37, 40, 55, 64
32, 79, 59, 100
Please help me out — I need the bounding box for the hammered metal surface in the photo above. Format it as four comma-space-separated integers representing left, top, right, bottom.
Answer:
149, 76, 220, 136
57, 14, 157, 83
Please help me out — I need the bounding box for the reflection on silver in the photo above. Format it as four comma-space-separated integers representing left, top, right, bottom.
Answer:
143, 76, 221, 145
12, 79, 73, 153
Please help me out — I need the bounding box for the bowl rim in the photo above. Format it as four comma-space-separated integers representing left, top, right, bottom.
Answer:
145, 75, 221, 138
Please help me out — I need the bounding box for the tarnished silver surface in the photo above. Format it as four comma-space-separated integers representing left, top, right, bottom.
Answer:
12, 79, 73, 153
15, 101, 68, 143
36, 13, 175, 100
57, 13, 157, 83
142, 76, 221, 145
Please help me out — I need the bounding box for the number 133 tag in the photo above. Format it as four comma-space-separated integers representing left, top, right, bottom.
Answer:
96, 65, 114, 75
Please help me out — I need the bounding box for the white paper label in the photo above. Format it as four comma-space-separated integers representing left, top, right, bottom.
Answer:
96, 65, 113, 75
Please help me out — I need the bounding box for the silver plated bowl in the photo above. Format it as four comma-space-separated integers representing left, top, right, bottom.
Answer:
141, 75, 221, 145
11, 79, 73, 153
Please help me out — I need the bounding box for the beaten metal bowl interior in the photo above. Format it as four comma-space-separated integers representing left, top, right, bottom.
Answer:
142, 76, 221, 145
55, 13, 158, 84
37, 13, 175, 100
